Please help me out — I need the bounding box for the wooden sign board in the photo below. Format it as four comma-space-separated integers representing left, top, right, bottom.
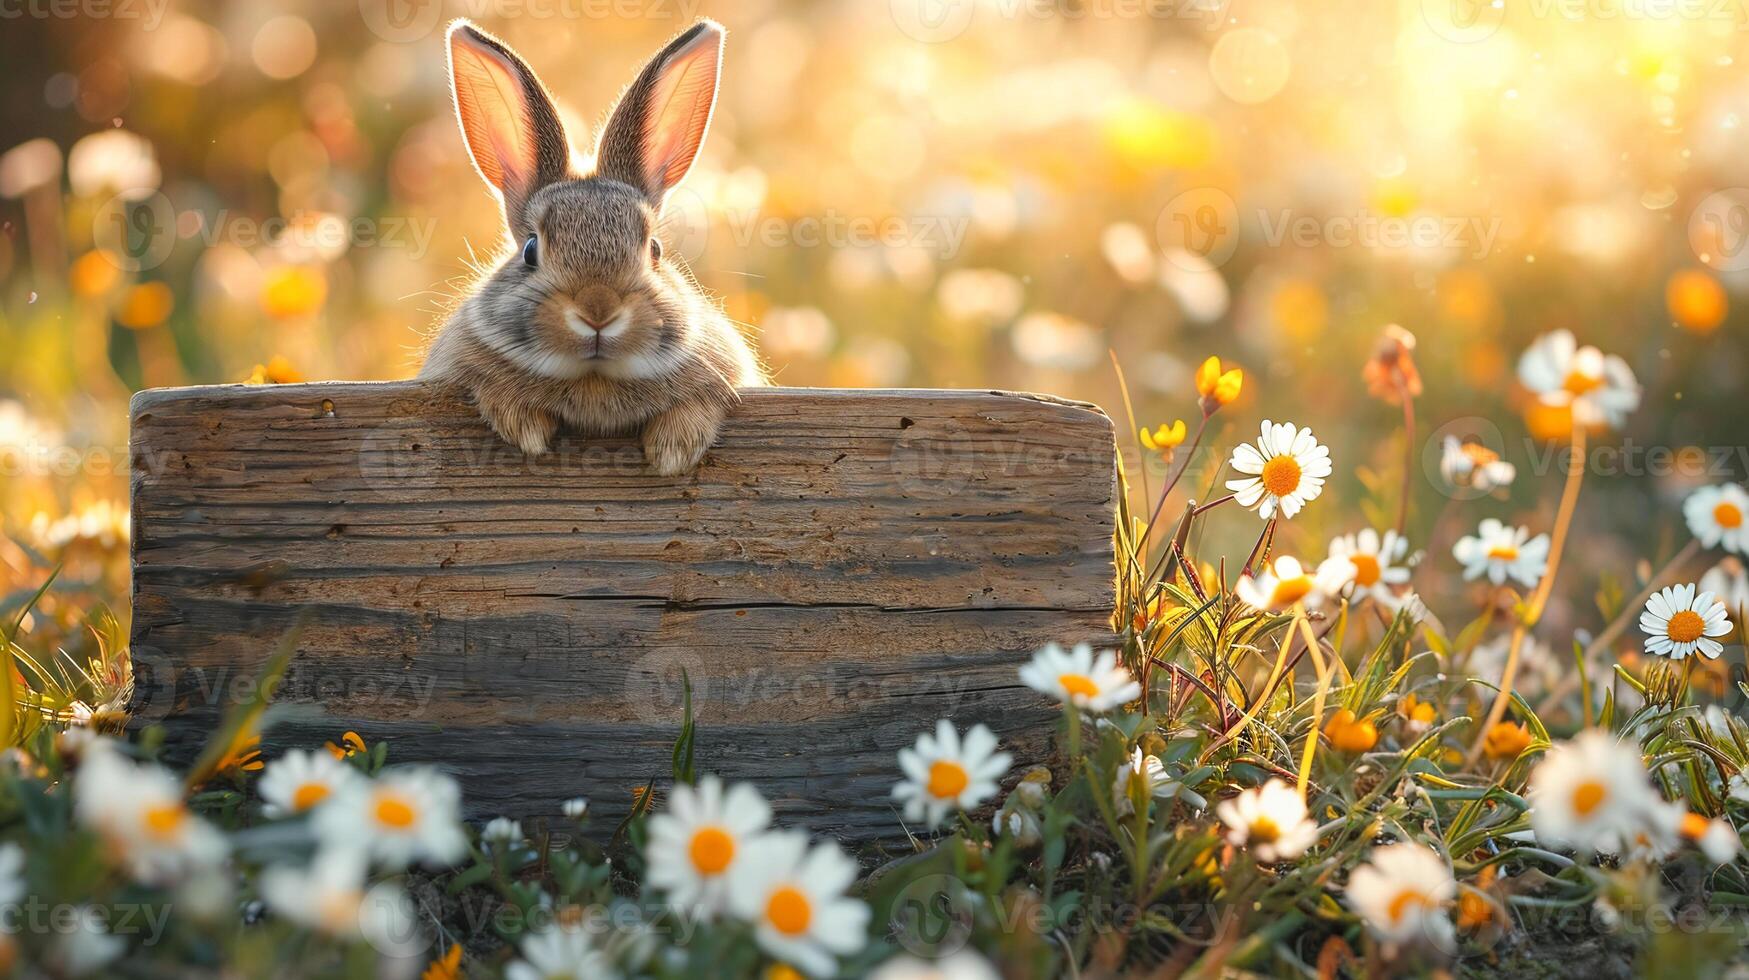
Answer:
129, 382, 1116, 846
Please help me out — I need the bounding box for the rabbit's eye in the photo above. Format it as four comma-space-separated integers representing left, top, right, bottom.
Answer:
522, 236, 539, 268
649, 237, 663, 264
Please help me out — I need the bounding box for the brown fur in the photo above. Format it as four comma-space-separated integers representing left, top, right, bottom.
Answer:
422, 19, 766, 474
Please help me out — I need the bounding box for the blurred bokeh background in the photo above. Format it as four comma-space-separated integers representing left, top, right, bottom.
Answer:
3, 0, 1749, 667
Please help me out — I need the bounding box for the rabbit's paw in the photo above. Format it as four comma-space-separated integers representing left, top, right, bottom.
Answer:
475, 388, 559, 456
641, 399, 726, 475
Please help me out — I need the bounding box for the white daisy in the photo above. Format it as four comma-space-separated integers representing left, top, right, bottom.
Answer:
1226, 420, 1332, 519
869, 952, 1003, 980
1316, 529, 1412, 606
1215, 779, 1318, 863
1699, 558, 1749, 617
1617, 799, 1684, 864
258, 749, 359, 819
1345, 842, 1456, 949
314, 767, 467, 870
1639, 583, 1732, 660
1235, 556, 1325, 612
1452, 518, 1550, 588
726, 831, 870, 978
1517, 329, 1640, 429
1681, 812, 1741, 865
1527, 731, 1656, 853
645, 776, 772, 915
74, 747, 227, 884
482, 817, 523, 847
1112, 747, 1184, 818
1439, 436, 1516, 492
506, 926, 618, 980
1685, 484, 1749, 554
561, 797, 590, 820
1018, 642, 1141, 712
893, 720, 1012, 828
260, 847, 418, 952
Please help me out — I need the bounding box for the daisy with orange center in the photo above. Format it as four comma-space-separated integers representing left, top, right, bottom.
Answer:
1316, 528, 1412, 606
893, 719, 1012, 828
1517, 329, 1640, 430
315, 767, 467, 870
1215, 779, 1317, 863
1527, 732, 1654, 854
1639, 582, 1732, 660
1226, 421, 1331, 519
1235, 556, 1325, 613
258, 748, 360, 819
1679, 811, 1742, 865
728, 831, 870, 977
1452, 518, 1549, 588
1018, 642, 1142, 712
645, 775, 772, 916
1345, 842, 1456, 950
1685, 484, 1749, 554
73, 744, 228, 884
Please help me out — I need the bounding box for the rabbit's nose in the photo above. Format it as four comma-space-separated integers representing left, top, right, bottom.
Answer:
565, 307, 629, 338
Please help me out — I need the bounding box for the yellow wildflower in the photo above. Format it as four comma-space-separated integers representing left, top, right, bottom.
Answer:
1194, 356, 1243, 415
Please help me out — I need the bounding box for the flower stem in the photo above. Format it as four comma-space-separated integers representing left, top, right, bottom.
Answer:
1467, 425, 1587, 763
1143, 414, 1212, 552
1396, 379, 1416, 536
1294, 612, 1332, 797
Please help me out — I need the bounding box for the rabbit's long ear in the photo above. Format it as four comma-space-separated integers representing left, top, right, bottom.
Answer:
596, 20, 724, 206
448, 20, 571, 236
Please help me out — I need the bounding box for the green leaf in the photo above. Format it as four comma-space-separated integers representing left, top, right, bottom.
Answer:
671, 669, 696, 786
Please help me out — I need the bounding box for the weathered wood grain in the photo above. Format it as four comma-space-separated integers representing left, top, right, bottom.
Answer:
129, 382, 1117, 848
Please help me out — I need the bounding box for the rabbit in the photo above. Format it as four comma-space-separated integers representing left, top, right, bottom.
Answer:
421, 18, 767, 475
